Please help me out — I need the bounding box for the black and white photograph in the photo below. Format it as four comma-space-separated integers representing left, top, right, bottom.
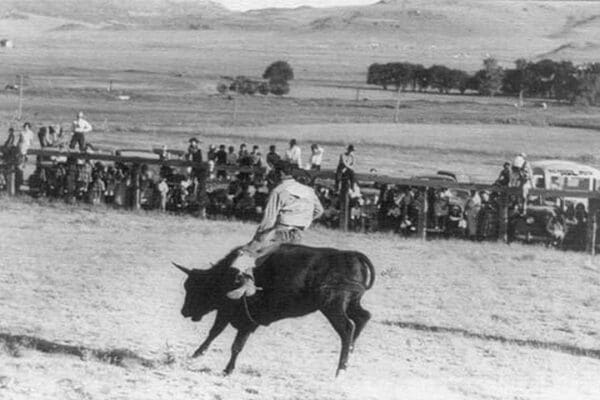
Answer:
1, 0, 599, 398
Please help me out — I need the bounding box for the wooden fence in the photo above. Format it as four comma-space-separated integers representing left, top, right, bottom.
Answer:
2, 148, 599, 255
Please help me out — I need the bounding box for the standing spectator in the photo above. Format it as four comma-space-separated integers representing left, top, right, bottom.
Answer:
18, 122, 35, 157
15, 122, 34, 191
266, 144, 280, 169
70, 111, 92, 152
226, 145, 238, 165
3, 126, 16, 148
89, 172, 106, 205
494, 162, 511, 186
510, 153, 533, 213
158, 177, 169, 212
187, 137, 203, 181
432, 188, 451, 230
464, 190, 482, 240
76, 159, 93, 199
215, 144, 228, 180
335, 144, 356, 190
187, 138, 203, 163
309, 143, 324, 171
284, 139, 302, 168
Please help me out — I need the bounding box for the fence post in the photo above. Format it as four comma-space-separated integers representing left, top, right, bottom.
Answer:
586, 198, 599, 255
132, 165, 141, 210
417, 187, 428, 240
7, 164, 16, 196
498, 192, 509, 243
339, 182, 349, 232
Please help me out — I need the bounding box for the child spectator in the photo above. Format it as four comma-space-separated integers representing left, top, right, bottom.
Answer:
89, 172, 106, 205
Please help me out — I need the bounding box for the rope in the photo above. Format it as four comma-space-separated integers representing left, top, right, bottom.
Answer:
242, 294, 260, 327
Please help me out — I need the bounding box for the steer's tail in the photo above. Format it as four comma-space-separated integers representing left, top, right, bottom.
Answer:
355, 252, 375, 290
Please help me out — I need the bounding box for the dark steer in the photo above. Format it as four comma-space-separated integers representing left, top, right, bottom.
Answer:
174, 243, 375, 376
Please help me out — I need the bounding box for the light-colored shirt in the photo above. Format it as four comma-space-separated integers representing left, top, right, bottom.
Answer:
73, 118, 92, 134
285, 145, 302, 167
309, 147, 324, 168
18, 128, 34, 155
257, 178, 323, 233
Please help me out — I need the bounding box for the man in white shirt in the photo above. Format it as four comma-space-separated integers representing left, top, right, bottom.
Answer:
70, 111, 92, 151
284, 138, 302, 168
17, 122, 34, 156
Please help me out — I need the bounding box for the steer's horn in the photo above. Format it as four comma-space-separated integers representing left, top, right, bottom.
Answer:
172, 262, 191, 275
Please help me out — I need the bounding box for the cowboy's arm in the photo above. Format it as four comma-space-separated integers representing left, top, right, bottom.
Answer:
312, 193, 324, 220
255, 189, 281, 236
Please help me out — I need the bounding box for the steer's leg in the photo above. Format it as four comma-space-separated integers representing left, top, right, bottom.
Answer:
193, 311, 229, 358
223, 328, 252, 375
346, 299, 371, 353
321, 296, 356, 377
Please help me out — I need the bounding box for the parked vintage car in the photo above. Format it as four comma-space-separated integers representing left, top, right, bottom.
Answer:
412, 171, 470, 235
510, 205, 566, 247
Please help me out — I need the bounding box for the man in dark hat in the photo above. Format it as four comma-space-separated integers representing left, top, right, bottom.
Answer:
227, 160, 324, 299
335, 144, 356, 191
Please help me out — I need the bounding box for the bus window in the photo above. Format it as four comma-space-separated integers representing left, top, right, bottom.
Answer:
549, 176, 561, 190
565, 177, 590, 190
534, 177, 544, 188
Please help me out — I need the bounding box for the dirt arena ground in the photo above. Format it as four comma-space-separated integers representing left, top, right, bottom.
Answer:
1, 199, 599, 400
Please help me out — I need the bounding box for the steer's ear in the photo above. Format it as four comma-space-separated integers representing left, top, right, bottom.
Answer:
172, 262, 191, 275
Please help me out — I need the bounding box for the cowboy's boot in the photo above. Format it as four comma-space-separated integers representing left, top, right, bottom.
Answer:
226, 269, 257, 300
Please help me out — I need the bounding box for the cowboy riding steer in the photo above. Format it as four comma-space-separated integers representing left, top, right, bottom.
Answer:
174, 243, 375, 376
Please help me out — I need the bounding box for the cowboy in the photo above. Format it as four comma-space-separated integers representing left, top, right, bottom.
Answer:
284, 139, 302, 168
227, 160, 324, 299
335, 144, 356, 191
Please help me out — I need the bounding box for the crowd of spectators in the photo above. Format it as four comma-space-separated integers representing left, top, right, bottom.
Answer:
0, 119, 592, 248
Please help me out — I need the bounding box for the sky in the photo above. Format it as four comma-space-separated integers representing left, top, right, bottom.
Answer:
215, 0, 377, 11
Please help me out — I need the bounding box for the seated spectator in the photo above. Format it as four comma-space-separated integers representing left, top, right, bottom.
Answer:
250, 145, 262, 168
238, 143, 249, 161
226, 145, 238, 165
494, 162, 511, 186
215, 144, 228, 180
207, 144, 217, 162
266, 144, 280, 169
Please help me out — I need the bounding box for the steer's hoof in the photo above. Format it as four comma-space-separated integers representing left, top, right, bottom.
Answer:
222, 368, 233, 376
192, 349, 205, 358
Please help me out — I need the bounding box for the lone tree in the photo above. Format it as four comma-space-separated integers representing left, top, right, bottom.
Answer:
477, 57, 504, 96
263, 61, 294, 85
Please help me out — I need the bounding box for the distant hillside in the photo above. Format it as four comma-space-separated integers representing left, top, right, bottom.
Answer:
2, 0, 600, 64
0, 0, 231, 25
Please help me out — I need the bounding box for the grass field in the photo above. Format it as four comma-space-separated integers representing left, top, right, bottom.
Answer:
0, 198, 599, 399
2, 3, 600, 398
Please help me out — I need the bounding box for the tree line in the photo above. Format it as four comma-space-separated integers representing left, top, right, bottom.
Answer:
367, 58, 600, 105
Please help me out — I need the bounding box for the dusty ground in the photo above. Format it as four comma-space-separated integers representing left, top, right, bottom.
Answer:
1, 198, 599, 399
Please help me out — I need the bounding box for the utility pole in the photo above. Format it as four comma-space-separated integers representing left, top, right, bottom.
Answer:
17, 74, 23, 120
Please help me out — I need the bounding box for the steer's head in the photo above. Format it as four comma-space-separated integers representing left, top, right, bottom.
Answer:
173, 263, 222, 322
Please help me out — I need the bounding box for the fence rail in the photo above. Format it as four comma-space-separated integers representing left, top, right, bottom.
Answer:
2, 148, 599, 255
